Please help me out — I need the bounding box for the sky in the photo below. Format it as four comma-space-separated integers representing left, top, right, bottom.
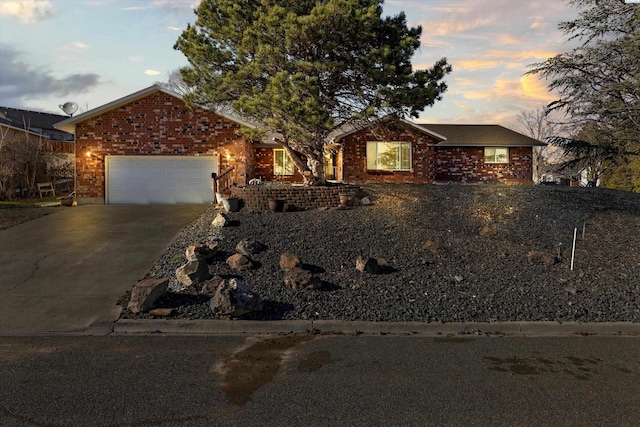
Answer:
0, 0, 580, 128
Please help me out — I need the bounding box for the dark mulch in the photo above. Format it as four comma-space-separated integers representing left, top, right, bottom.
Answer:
120, 183, 640, 323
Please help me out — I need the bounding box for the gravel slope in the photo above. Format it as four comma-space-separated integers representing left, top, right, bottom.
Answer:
121, 184, 640, 323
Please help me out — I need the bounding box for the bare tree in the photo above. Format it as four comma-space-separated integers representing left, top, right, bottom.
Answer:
156, 69, 235, 116
514, 106, 566, 183
157, 69, 194, 96
0, 123, 68, 200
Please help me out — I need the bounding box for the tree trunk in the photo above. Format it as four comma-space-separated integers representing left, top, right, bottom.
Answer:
282, 144, 326, 186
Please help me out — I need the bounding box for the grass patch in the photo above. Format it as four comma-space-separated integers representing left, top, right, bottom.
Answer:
0, 197, 59, 209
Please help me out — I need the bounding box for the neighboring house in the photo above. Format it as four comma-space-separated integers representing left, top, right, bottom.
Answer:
54, 85, 545, 205
0, 106, 74, 154
0, 107, 75, 198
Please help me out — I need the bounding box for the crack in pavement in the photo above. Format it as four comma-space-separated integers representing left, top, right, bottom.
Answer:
0, 254, 48, 296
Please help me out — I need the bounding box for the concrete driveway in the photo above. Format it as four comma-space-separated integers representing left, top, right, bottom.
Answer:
0, 205, 208, 334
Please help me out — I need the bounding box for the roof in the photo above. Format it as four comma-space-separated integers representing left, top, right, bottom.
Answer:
329, 116, 447, 143
418, 124, 546, 147
0, 119, 48, 138
53, 85, 256, 134
0, 106, 73, 141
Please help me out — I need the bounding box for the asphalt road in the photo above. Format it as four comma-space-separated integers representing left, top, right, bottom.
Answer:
1, 334, 639, 426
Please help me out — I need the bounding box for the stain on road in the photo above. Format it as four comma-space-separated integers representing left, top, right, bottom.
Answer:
218, 333, 316, 408
483, 355, 634, 381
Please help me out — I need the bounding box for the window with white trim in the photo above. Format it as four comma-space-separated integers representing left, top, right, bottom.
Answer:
273, 148, 295, 176
366, 141, 411, 171
484, 147, 509, 164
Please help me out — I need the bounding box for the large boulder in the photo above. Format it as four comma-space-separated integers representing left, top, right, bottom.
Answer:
127, 278, 169, 314
226, 253, 254, 271
235, 238, 266, 256
176, 260, 212, 286
211, 212, 230, 228
210, 278, 263, 317
356, 255, 379, 274
186, 242, 218, 263
200, 276, 225, 298
284, 267, 322, 290
279, 252, 302, 272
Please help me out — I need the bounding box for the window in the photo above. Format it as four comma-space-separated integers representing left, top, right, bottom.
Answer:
366, 141, 411, 171
484, 147, 509, 164
273, 149, 295, 175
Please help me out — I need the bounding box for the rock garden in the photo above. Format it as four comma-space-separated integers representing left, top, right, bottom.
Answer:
121, 183, 640, 323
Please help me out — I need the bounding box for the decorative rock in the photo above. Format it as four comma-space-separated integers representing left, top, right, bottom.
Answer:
235, 238, 266, 256
200, 276, 225, 298
176, 260, 212, 286
210, 278, 263, 317
280, 252, 302, 272
211, 212, 229, 227
226, 253, 254, 270
360, 197, 371, 205
422, 240, 440, 254
376, 257, 389, 267
127, 278, 169, 314
186, 242, 218, 262
284, 267, 322, 290
148, 308, 174, 317
527, 251, 558, 266
356, 255, 379, 274
479, 225, 498, 237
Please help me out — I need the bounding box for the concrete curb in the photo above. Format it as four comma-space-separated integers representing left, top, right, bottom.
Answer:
112, 319, 640, 337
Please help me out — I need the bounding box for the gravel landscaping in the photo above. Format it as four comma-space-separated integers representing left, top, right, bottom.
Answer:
120, 183, 640, 323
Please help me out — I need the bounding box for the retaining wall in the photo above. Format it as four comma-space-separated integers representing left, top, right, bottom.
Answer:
228, 184, 360, 212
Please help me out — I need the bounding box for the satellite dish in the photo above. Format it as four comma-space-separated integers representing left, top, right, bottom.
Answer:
59, 102, 78, 117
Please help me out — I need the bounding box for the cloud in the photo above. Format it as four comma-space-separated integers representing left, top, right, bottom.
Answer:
455, 59, 502, 71
57, 42, 90, 61
453, 77, 481, 87
529, 21, 547, 30
454, 48, 558, 72
149, 0, 200, 13
144, 69, 161, 76
122, 6, 148, 11
519, 74, 555, 101
168, 25, 182, 31
431, 18, 493, 36
0, 0, 55, 24
496, 34, 521, 45
129, 55, 146, 63
0, 44, 101, 106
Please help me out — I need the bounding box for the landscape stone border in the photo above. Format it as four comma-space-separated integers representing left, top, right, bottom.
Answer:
112, 319, 640, 337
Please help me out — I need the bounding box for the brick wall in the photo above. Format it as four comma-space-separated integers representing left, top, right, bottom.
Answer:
229, 185, 360, 212
434, 146, 533, 184
340, 121, 438, 184
75, 90, 254, 202
253, 146, 305, 182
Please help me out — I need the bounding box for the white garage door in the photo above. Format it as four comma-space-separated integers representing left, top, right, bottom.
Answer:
106, 156, 218, 204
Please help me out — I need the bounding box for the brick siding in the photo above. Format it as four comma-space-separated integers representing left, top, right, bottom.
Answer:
75, 90, 254, 202
340, 121, 438, 184
434, 147, 533, 184
252, 146, 305, 182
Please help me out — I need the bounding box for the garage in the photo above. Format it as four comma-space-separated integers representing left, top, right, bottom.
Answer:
106, 156, 218, 204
